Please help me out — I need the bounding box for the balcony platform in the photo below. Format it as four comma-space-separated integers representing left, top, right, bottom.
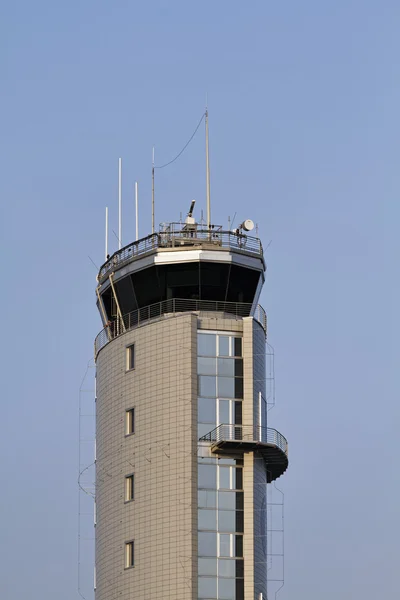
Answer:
199, 424, 288, 483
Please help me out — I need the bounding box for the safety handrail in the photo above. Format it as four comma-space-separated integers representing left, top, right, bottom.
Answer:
94, 298, 267, 358
199, 424, 288, 456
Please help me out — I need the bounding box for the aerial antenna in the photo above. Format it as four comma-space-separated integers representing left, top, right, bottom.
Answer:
151, 147, 155, 234
118, 158, 122, 249
105, 206, 109, 260
188, 199, 196, 218
135, 182, 139, 241
205, 106, 211, 230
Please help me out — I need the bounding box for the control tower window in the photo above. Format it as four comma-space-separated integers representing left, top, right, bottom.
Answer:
126, 344, 135, 371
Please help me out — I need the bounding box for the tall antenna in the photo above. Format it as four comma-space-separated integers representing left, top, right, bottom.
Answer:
135, 181, 139, 241
105, 206, 109, 260
205, 107, 211, 229
118, 158, 122, 249
151, 147, 155, 234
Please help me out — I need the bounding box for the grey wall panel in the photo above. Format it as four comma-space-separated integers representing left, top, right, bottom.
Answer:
96, 313, 197, 600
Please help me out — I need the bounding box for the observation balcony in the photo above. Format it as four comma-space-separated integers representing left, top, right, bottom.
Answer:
94, 298, 267, 358
97, 225, 264, 285
199, 425, 288, 483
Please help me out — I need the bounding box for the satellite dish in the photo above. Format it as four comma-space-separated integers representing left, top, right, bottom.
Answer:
242, 219, 254, 232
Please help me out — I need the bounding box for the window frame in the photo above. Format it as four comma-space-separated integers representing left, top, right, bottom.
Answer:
125, 407, 135, 436
126, 343, 135, 371
124, 473, 134, 502
124, 540, 135, 569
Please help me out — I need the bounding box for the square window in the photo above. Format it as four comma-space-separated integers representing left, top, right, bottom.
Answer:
198, 464, 217, 489
218, 491, 236, 510
125, 474, 134, 502
198, 532, 217, 557
198, 576, 217, 598
217, 358, 234, 377
198, 557, 217, 576
198, 490, 217, 509
125, 541, 134, 568
218, 399, 231, 425
217, 377, 235, 398
198, 397, 216, 423
218, 466, 231, 490
198, 376, 217, 398
219, 533, 232, 557
218, 336, 230, 356
126, 344, 135, 370
125, 408, 135, 435
198, 333, 216, 356
218, 510, 236, 532
218, 558, 236, 578
198, 357, 217, 375
198, 509, 217, 531
218, 577, 235, 599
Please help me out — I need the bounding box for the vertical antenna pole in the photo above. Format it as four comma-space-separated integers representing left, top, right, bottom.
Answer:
105, 207, 109, 260
205, 108, 211, 230
118, 158, 122, 249
152, 147, 155, 234
135, 181, 139, 241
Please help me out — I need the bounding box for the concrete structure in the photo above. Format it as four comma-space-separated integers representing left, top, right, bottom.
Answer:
94, 221, 288, 600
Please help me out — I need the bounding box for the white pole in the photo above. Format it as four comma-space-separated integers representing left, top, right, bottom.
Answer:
151, 147, 155, 234
118, 157, 122, 249
135, 181, 139, 241
205, 109, 211, 229
105, 206, 109, 260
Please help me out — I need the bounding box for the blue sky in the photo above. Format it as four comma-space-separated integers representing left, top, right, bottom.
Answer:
1, 1, 399, 598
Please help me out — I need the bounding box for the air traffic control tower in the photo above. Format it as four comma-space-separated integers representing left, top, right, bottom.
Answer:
94, 209, 289, 600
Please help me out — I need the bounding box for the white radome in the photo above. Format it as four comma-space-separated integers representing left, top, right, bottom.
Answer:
242, 219, 254, 232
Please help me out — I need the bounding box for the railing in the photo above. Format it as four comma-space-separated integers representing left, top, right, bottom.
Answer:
98, 228, 264, 284
199, 425, 288, 456
94, 298, 267, 358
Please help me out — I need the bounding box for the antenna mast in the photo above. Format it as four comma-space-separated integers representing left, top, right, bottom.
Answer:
205, 108, 211, 230
135, 181, 139, 241
118, 158, 122, 249
105, 206, 109, 260
151, 147, 155, 234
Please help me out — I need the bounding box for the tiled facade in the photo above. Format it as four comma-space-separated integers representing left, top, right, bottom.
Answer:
96, 314, 198, 600
95, 311, 282, 600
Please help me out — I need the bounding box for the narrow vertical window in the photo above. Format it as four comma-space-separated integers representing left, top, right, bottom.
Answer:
125, 408, 135, 435
125, 541, 134, 568
125, 474, 134, 501
126, 344, 135, 370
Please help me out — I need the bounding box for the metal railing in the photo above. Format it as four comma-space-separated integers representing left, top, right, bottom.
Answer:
94, 298, 267, 358
199, 424, 288, 456
98, 227, 263, 284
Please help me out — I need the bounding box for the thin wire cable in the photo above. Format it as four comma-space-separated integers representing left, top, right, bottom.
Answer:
154, 112, 206, 170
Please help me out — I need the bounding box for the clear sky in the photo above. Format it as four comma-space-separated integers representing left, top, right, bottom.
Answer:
1, 1, 399, 598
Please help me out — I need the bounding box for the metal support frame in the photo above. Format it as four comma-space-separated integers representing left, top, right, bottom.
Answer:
95, 286, 112, 342
109, 273, 126, 333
